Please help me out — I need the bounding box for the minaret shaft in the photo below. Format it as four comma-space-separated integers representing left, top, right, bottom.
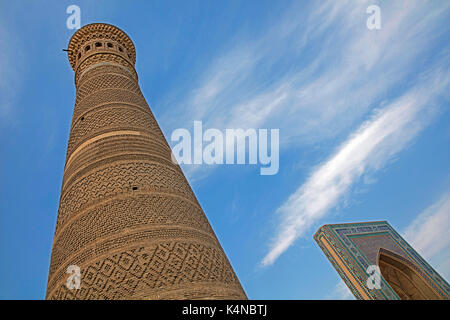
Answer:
46, 23, 246, 300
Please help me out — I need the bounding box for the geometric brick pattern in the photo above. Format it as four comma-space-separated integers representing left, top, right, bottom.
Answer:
46, 23, 247, 299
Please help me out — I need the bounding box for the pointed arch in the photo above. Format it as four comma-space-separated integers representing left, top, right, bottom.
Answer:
377, 248, 441, 300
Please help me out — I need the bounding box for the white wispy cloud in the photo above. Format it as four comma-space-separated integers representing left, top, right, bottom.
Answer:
403, 192, 450, 280
156, 0, 450, 267
161, 1, 450, 180
262, 69, 449, 266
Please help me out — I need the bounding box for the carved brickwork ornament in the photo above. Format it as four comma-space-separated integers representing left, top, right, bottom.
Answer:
46, 23, 247, 300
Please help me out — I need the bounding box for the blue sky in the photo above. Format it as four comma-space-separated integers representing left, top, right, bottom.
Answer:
0, 0, 449, 299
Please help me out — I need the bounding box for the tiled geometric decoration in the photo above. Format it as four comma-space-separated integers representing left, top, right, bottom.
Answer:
46, 23, 247, 300
314, 221, 449, 300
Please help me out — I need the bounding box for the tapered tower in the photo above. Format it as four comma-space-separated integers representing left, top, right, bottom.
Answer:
46, 23, 246, 300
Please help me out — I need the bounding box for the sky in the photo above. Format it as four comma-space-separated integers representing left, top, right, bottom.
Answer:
0, 0, 449, 300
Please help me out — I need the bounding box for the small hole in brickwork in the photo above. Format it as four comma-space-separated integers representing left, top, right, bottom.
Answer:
95, 42, 102, 48
80, 116, 85, 121
85, 45, 91, 52
107, 42, 113, 48
132, 186, 138, 191
78, 53, 81, 59
118, 46, 123, 52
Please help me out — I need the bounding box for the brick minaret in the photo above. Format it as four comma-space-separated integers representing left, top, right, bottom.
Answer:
46, 23, 246, 300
